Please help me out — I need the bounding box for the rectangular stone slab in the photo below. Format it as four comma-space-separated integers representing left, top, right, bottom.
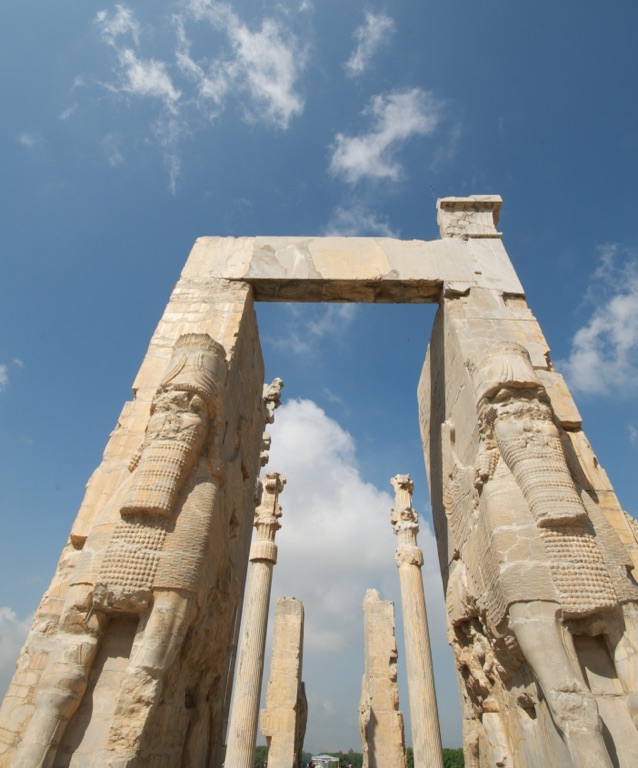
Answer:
181, 235, 524, 301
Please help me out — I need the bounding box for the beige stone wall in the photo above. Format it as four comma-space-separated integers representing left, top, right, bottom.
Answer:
260, 596, 306, 768
0, 266, 266, 766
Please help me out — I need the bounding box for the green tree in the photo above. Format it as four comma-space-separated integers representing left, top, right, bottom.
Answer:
405, 746, 464, 768
442, 747, 465, 767
254, 744, 268, 767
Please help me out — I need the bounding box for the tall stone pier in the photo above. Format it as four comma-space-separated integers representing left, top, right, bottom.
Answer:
420, 197, 638, 767
358, 589, 407, 768
390, 475, 443, 768
225, 471, 285, 768
260, 596, 307, 768
2, 195, 638, 767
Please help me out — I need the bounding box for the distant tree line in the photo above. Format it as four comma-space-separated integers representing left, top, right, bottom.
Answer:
253, 745, 464, 767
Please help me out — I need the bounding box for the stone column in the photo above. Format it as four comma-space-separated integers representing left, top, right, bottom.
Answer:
359, 589, 407, 768
390, 474, 444, 768
260, 596, 306, 768
225, 471, 286, 768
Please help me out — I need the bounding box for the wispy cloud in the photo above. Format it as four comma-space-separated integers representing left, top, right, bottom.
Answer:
182, 0, 306, 128
345, 11, 394, 78
95, 4, 140, 46
558, 244, 638, 396
0, 607, 31, 698
0, 365, 8, 392
117, 48, 181, 110
96, 6, 181, 112
92, 3, 307, 190
323, 202, 398, 237
267, 304, 358, 354
101, 133, 124, 166
58, 104, 77, 121
330, 88, 443, 183
17, 132, 43, 148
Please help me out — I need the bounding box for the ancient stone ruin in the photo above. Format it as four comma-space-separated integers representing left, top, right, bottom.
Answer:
260, 596, 307, 768
1, 195, 638, 767
358, 589, 406, 768
390, 475, 443, 767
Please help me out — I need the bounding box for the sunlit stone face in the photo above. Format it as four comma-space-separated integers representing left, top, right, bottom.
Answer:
121, 389, 211, 519
146, 389, 209, 443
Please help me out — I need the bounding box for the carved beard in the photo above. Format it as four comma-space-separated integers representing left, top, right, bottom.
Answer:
121, 428, 204, 519
493, 421, 586, 528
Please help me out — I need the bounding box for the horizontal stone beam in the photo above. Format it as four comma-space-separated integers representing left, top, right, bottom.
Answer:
180, 231, 524, 303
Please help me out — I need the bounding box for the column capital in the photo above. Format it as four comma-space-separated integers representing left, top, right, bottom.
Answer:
250, 471, 285, 562
390, 474, 419, 539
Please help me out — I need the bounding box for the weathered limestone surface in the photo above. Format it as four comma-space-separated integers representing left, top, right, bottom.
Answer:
419, 198, 638, 767
225, 472, 286, 768
390, 475, 443, 768
260, 596, 306, 768
358, 589, 406, 768
0, 276, 267, 767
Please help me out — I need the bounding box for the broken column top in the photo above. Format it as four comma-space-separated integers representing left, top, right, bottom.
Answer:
436, 195, 502, 239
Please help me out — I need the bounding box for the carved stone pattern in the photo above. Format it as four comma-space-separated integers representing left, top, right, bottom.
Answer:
122, 435, 201, 518
497, 435, 585, 526
96, 518, 168, 597
540, 526, 617, 616
395, 546, 424, 568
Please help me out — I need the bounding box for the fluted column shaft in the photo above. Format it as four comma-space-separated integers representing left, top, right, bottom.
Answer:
225, 472, 285, 768
391, 474, 444, 768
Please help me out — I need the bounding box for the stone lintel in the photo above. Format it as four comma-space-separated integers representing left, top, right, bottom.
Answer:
181, 231, 523, 301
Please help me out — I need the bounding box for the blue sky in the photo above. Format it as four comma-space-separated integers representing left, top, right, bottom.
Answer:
2, 0, 638, 754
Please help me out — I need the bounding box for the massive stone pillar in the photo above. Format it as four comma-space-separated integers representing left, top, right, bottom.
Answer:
358, 589, 406, 768
390, 475, 444, 768
420, 196, 638, 768
260, 596, 307, 768
225, 471, 286, 768
0, 264, 267, 767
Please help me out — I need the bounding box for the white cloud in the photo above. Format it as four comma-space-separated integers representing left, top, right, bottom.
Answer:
95, 4, 140, 47
0, 365, 8, 392
267, 399, 438, 650
58, 104, 77, 121
17, 132, 42, 148
330, 88, 442, 183
182, 1, 306, 128
92, 3, 306, 190
323, 203, 399, 237
174, 17, 229, 112
0, 608, 31, 698
229, 18, 305, 128
117, 48, 181, 110
559, 245, 638, 396
345, 11, 394, 77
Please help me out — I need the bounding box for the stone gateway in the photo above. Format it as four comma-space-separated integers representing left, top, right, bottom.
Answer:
1, 196, 637, 767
